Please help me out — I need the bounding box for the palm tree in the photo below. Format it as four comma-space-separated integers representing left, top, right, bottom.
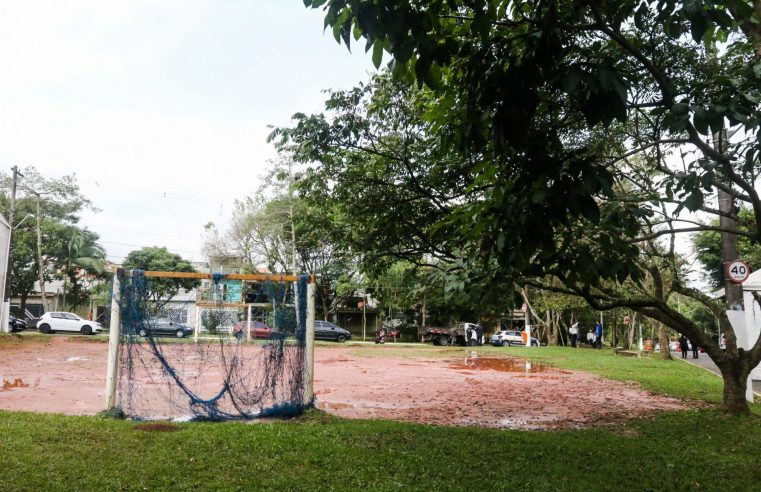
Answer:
61, 230, 106, 310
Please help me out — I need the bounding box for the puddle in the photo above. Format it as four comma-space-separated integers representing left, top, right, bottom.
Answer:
451, 356, 553, 373
1, 378, 29, 391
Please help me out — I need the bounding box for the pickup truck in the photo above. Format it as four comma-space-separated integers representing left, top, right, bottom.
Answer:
424, 322, 481, 346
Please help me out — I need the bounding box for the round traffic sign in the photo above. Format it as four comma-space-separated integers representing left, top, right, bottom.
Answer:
726, 260, 751, 284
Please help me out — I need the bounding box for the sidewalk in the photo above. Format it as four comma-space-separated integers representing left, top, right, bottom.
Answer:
679, 351, 761, 397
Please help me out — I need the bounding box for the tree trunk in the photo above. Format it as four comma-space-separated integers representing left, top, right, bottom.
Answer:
658, 322, 672, 360
546, 310, 556, 346
718, 361, 751, 414
20, 291, 28, 314
557, 311, 569, 346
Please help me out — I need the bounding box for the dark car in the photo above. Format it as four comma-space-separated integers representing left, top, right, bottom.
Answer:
10, 304, 40, 329
314, 320, 351, 342
8, 315, 26, 332
137, 318, 193, 339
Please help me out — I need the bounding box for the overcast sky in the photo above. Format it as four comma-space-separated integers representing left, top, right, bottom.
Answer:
0, 1, 377, 264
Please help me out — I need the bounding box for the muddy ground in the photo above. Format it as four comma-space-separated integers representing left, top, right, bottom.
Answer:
0, 336, 688, 429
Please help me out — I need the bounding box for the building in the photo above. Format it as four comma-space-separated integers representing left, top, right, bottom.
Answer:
0, 214, 10, 332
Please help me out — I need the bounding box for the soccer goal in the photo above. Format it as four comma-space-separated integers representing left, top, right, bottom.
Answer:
104, 269, 315, 421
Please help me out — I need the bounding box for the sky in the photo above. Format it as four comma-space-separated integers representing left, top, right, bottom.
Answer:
0, 1, 378, 264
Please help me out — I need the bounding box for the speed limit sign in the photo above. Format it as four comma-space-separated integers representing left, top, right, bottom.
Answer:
725, 260, 751, 284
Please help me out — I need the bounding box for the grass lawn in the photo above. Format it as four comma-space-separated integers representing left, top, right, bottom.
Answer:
2, 336, 760, 490
1, 408, 760, 491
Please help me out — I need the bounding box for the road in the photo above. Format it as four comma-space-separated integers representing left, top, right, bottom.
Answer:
679, 351, 761, 397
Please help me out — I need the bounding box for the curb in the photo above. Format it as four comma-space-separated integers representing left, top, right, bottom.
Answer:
679, 357, 761, 399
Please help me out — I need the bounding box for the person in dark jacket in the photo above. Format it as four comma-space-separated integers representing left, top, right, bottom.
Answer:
475, 324, 484, 346
594, 321, 603, 349
691, 338, 699, 359
679, 334, 689, 359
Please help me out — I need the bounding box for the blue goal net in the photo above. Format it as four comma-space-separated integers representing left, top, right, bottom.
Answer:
113, 270, 310, 421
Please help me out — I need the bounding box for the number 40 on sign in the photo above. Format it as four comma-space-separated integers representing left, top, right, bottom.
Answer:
725, 260, 751, 284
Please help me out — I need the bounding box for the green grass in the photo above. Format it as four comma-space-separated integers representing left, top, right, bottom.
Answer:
2, 336, 760, 490
1, 409, 760, 491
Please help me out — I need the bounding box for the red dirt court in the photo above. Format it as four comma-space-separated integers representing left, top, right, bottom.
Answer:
0, 336, 687, 429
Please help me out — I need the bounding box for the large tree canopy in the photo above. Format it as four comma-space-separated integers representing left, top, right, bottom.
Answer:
122, 247, 197, 309
285, 0, 761, 413
0, 167, 105, 312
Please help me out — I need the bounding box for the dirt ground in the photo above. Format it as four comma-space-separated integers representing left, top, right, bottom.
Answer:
0, 336, 688, 429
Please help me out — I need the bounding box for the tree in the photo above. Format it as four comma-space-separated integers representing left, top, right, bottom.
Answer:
0, 167, 101, 313
203, 157, 362, 321
57, 229, 107, 310
122, 247, 197, 310
295, 1, 761, 414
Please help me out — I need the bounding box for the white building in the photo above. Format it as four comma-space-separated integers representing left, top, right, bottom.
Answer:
0, 214, 11, 332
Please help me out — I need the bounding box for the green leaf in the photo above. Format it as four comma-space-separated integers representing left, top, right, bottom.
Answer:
372, 41, 384, 69
684, 190, 703, 211
690, 13, 708, 43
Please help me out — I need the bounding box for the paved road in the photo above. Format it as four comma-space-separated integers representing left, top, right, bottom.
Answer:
679, 351, 761, 397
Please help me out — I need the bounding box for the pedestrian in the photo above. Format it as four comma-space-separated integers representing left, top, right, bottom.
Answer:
569, 321, 579, 348
691, 338, 699, 359
475, 324, 484, 346
594, 320, 603, 349
469, 326, 478, 347
587, 329, 595, 346
233, 323, 244, 343
679, 334, 689, 359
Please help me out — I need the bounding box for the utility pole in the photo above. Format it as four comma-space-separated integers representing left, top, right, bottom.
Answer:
715, 127, 753, 401
2, 166, 22, 333
717, 126, 743, 311
34, 193, 48, 313
717, 128, 743, 310
286, 158, 302, 332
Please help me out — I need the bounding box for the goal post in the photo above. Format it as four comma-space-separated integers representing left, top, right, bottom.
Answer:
104, 268, 123, 410
104, 269, 316, 420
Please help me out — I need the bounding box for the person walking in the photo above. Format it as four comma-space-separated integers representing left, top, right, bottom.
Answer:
587, 329, 595, 346
690, 337, 699, 359
569, 321, 579, 348
594, 321, 603, 349
475, 324, 484, 346
679, 334, 689, 359
233, 323, 244, 343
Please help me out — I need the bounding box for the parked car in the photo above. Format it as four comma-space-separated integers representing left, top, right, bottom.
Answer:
8, 315, 26, 332
490, 330, 539, 347
36, 312, 103, 335
11, 304, 40, 329
314, 320, 351, 342
231, 321, 277, 339
136, 318, 193, 339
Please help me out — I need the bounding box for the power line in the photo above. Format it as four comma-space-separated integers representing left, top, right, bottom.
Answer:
100, 240, 202, 256
83, 178, 234, 205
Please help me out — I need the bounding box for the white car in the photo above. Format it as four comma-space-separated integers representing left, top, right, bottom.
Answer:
37, 312, 103, 335
490, 330, 540, 347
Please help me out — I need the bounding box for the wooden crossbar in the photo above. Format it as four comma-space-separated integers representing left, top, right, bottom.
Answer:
138, 271, 315, 282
